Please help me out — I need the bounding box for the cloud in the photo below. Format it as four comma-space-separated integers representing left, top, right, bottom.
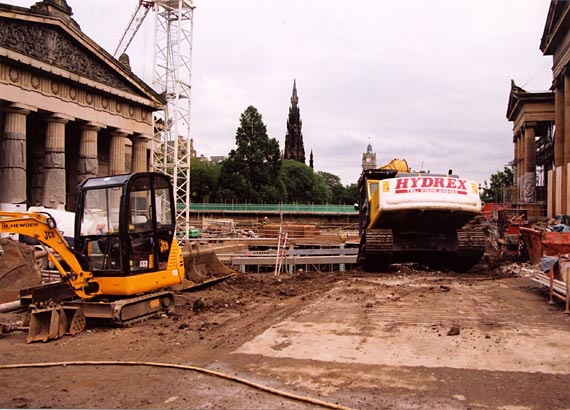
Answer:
5, 0, 554, 187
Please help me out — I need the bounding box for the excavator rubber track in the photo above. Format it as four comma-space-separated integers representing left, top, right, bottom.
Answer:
359, 228, 393, 272
66, 291, 175, 326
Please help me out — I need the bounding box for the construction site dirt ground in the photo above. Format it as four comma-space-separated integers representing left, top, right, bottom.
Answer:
2, 259, 570, 410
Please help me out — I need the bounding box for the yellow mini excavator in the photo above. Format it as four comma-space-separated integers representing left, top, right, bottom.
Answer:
0, 172, 185, 342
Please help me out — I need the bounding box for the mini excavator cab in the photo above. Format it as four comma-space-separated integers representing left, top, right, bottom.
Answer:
74, 172, 185, 296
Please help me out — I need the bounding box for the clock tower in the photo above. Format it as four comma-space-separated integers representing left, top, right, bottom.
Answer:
362, 142, 377, 170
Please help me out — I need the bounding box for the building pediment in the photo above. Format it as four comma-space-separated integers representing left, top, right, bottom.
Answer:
0, 2, 164, 109
506, 80, 527, 121
541, 1, 570, 55
507, 80, 554, 122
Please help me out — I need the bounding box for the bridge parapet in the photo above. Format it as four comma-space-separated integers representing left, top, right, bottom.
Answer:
183, 203, 358, 215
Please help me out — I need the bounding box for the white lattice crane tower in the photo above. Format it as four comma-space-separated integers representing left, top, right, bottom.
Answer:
115, 0, 195, 239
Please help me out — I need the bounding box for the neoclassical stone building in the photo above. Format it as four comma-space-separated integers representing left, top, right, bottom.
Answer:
0, 0, 164, 213
506, 80, 554, 207
540, 0, 570, 216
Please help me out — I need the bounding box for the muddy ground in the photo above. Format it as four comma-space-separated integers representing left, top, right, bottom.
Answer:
1, 259, 570, 409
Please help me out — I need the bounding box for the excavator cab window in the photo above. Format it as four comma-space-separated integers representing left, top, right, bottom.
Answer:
75, 172, 176, 277
77, 184, 123, 273
367, 182, 379, 200
126, 174, 175, 273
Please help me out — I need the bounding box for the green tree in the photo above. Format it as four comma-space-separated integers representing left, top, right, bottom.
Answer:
335, 183, 359, 205
280, 160, 332, 203
317, 171, 359, 204
218, 106, 284, 203
480, 167, 514, 203
190, 158, 221, 202
317, 171, 342, 188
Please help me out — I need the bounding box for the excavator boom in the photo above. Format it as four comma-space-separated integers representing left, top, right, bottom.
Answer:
0, 211, 99, 299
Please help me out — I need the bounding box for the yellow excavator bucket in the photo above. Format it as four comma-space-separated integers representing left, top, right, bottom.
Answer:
181, 242, 235, 285
27, 305, 85, 343
379, 158, 410, 172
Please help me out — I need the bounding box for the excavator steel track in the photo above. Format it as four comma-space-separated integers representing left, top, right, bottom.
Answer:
454, 226, 486, 272
359, 229, 393, 272
457, 227, 486, 252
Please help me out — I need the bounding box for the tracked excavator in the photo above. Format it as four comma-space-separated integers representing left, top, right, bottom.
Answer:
0, 172, 187, 342
357, 159, 486, 272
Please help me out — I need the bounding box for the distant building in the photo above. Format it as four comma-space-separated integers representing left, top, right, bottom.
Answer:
209, 156, 226, 164
362, 143, 377, 170
166, 136, 194, 158
506, 80, 554, 205
284, 80, 306, 163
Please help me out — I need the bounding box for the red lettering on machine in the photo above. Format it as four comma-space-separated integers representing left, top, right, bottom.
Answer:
394, 177, 468, 195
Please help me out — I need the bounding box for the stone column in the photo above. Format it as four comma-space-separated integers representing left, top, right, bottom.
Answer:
78, 123, 102, 185
548, 169, 555, 218
0, 104, 35, 211
42, 114, 73, 209
29, 141, 45, 206
517, 133, 523, 201
109, 130, 128, 175
555, 77, 565, 167
554, 76, 565, 214
513, 133, 518, 182
523, 123, 536, 202
131, 134, 149, 173
512, 135, 517, 200
563, 70, 570, 213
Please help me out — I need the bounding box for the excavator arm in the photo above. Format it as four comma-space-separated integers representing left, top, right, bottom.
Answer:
0, 211, 101, 299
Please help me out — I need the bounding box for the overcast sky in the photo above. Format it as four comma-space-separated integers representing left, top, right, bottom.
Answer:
8, 0, 554, 185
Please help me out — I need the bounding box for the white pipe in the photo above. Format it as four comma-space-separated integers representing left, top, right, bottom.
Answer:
0, 300, 23, 313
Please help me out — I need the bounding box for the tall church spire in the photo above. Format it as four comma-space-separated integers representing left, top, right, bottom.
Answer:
291, 79, 299, 105
284, 79, 305, 163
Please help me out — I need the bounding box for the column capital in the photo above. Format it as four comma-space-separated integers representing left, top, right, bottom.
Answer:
6, 103, 37, 116
47, 113, 75, 124
80, 125, 101, 133
110, 128, 131, 137
130, 133, 151, 142
81, 121, 107, 131
523, 122, 538, 130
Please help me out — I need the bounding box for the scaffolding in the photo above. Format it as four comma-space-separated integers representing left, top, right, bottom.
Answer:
115, 1, 195, 239
152, 1, 194, 239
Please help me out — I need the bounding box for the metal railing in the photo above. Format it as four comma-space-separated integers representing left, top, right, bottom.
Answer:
181, 203, 358, 214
